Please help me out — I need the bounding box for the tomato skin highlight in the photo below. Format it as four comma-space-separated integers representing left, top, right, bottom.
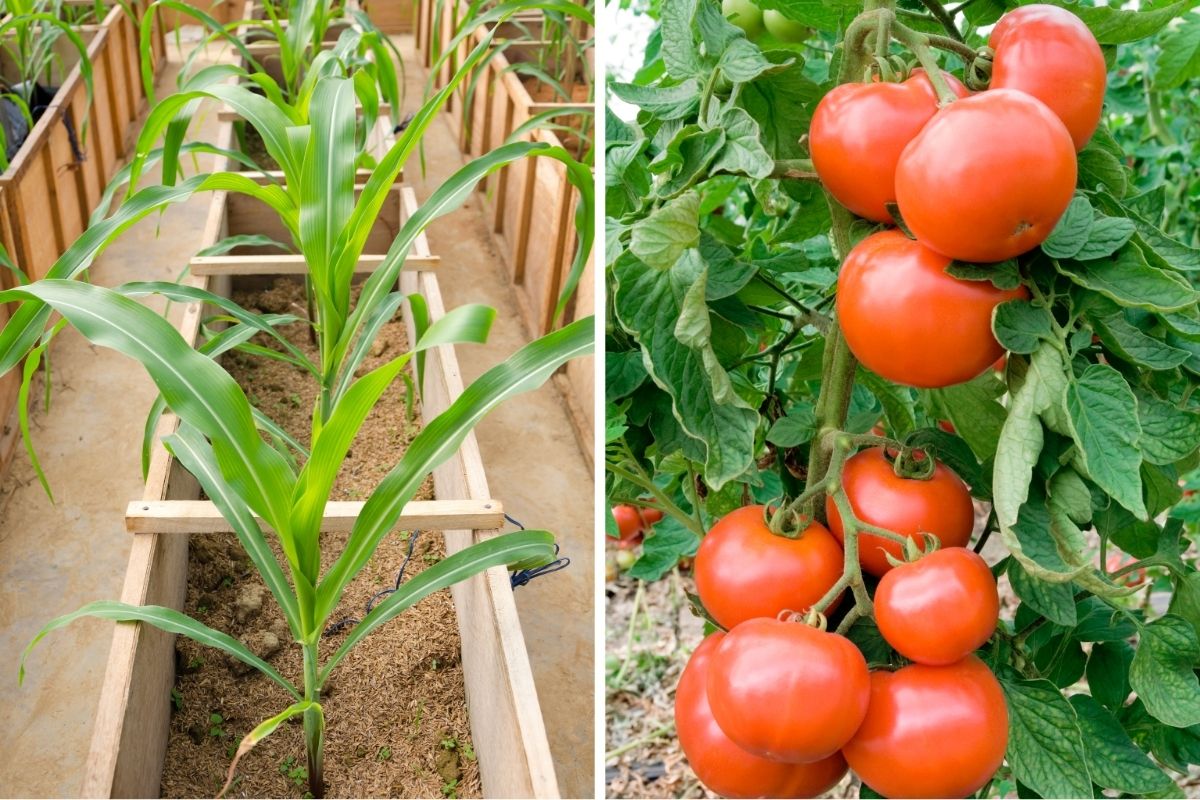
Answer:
762, 9, 810, 43
989, 4, 1106, 150
895, 89, 1076, 263
825, 447, 975, 577
707, 618, 871, 763
810, 72, 966, 223
836, 230, 1027, 388
843, 657, 1009, 799
675, 633, 849, 798
694, 505, 845, 629
875, 547, 999, 665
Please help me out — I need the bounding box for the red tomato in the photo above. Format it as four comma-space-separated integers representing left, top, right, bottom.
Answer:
990, 4, 1106, 150
842, 657, 1008, 798
641, 507, 664, 525
810, 71, 967, 222
875, 547, 999, 665
895, 89, 1076, 263
610, 505, 643, 548
707, 618, 870, 763
694, 505, 845, 629
675, 633, 849, 798
995, 354, 1008, 373
826, 447, 975, 577
938, 420, 956, 434
836, 230, 1028, 388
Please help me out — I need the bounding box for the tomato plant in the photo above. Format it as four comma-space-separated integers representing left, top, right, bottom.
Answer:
607, 0, 1200, 796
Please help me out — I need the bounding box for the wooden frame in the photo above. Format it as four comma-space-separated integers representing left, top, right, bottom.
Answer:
83, 123, 560, 798
358, 0, 415, 32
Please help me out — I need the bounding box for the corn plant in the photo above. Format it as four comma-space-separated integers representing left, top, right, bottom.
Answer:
10, 4, 593, 797
140, 0, 404, 129
0, 0, 94, 169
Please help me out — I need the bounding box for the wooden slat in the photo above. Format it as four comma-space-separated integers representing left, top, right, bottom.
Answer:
189, 253, 441, 275
401, 186, 436, 262
217, 102, 392, 122
126, 499, 505, 534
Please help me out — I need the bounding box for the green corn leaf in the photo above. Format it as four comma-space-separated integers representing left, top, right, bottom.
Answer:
320, 530, 556, 681
21, 601, 299, 699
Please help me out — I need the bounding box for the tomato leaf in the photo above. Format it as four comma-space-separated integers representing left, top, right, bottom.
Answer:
1076, 215, 1137, 261
1042, 196, 1094, 259
1070, 694, 1175, 793
999, 673, 1093, 799
1065, 364, 1147, 520
630, 192, 701, 270
1087, 640, 1134, 711
1137, 393, 1200, 466
1091, 308, 1193, 371
1057, 244, 1197, 312
610, 80, 702, 120
945, 258, 1023, 291
994, 300, 1055, 355
630, 516, 700, 581
1009, 561, 1078, 627
1130, 615, 1200, 728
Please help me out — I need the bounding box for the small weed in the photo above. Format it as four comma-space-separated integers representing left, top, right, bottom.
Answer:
209, 713, 226, 738
409, 702, 425, 739
170, 688, 183, 711
375, 746, 392, 762
288, 393, 302, 408
441, 778, 459, 799
221, 576, 234, 589
226, 743, 237, 759
197, 604, 209, 614
279, 756, 308, 787
430, 657, 441, 671
461, 742, 476, 761
423, 553, 440, 565
188, 657, 204, 670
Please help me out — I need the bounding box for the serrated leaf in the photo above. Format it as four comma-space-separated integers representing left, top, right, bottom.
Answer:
1130, 616, 1200, 728
630, 192, 700, 270
1000, 673, 1093, 799
1076, 215, 1136, 261
1091, 309, 1193, 371
1154, 10, 1200, 89
630, 517, 700, 581
1042, 196, 1094, 259
1069, 0, 1190, 43
1066, 364, 1146, 520
946, 259, 1023, 290
1009, 561, 1077, 626
1070, 694, 1174, 794
931, 377, 1007, 462
1087, 640, 1133, 711
766, 405, 816, 447
710, 106, 773, 179
1077, 144, 1129, 197
994, 300, 1054, 354
1137, 393, 1200, 466
718, 38, 781, 84
610, 80, 702, 120
1057, 245, 1197, 312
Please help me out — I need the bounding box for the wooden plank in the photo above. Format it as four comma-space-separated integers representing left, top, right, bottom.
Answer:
217, 102, 392, 122
189, 252, 439, 275
126, 498, 505, 534
400, 186, 436, 262
401, 270, 560, 799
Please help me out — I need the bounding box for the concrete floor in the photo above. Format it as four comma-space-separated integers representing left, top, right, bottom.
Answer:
0, 35, 594, 799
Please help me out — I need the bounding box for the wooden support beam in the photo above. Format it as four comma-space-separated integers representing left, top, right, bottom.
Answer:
218, 103, 392, 122
126, 498, 505, 534
189, 253, 438, 275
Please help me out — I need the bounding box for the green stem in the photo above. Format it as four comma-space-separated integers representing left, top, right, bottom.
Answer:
302, 644, 326, 799
889, 18, 958, 104
611, 580, 645, 688
918, 0, 965, 42
608, 458, 705, 536
1145, 74, 1177, 146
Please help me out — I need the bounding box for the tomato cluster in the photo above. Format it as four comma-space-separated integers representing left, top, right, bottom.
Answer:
681, 447, 1007, 797
606, 504, 663, 576
814, 4, 1103, 389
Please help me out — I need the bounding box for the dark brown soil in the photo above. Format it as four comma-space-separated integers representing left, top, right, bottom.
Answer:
238, 124, 282, 173
160, 279, 481, 799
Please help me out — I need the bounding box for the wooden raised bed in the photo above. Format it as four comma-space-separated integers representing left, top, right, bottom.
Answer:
359, 0, 415, 33
82, 122, 559, 799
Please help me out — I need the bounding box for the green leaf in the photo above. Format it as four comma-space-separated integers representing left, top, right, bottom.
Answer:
1057, 245, 1197, 312
1009, 562, 1077, 627
630, 517, 701, 581
21, 601, 299, 699
1041, 196, 1093, 259
1137, 394, 1200, 466
995, 344, 1066, 529
1077, 144, 1129, 197
1087, 640, 1133, 711
859, 370, 916, 438
710, 106, 773, 180
1168, 573, 1200, 645
754, 0, 855, 32
766, 405, 817, 447
1091, 308, 1193, 371
994, 300, 1054, 355
1154, 11, 1200, 90
718, 38, 780, 84
1076, 216, 1137, 261
659, 0, 702, 79
736, 54, 819, 159
1130, 616, 1200, 728
946, 259, 1023, 290
610, 80, 702, 120
613, 254, 758, 490
1065, 364, 1146, 520
1070, 694, 1174, 794
999, 673, 1093, 799
1069, 0, 1191, 44
931, 378, 1007, 462
630, 192, 700, 270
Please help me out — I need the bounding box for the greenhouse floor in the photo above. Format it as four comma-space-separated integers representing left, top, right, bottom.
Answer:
0, 35, 593, 799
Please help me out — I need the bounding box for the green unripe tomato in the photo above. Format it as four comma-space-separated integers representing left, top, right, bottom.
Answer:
722, 0, 763, 37
763, 9, 810, 43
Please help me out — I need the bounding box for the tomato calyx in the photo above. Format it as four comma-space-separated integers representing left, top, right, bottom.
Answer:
776, 607, 829, 632
966, 46, 994, 90
884, 443, 937, 480
883, 531, 943, 569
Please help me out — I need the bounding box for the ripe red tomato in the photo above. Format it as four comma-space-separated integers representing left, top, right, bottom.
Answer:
836, 230, 1027, 388
937, 420, 956, 434
675, 633, 849, 798
694, 505, 844, 629
641, 507, 664, 525
810, 71, 967, 223
990, 4, 1105, 150
707, 618, 870, 763
843, 657, 1008, 798
895, 89, 1076, 263
610, 505, 643, 548
875, 547, 999, 665
825, 447, 975, 577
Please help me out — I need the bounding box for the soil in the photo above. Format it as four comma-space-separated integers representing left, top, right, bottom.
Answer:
160, 278, 482, 799
238, 123, 282, 173
517, 78, 590, 159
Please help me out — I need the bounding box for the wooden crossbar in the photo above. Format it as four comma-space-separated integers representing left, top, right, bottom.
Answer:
188, 253, 439, 275
125, 498, 505, 534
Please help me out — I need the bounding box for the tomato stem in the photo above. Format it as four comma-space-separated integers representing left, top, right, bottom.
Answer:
888, 19, 959, 105
608, 447, 706, 536
917, 0, 965, 43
